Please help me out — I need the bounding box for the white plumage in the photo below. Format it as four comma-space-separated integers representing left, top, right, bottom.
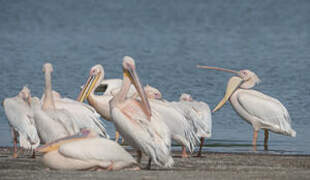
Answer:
3, 87, 40, 151
233, 89, 296, 137
198, 66, 296, 149
41, 93, 109, 138
39, 132, 138, 170
31, 97, 80, 144
172, 101, 212, 138
111, 102, 174, 167
109, 56, 174, 168
149, 99, 199, 152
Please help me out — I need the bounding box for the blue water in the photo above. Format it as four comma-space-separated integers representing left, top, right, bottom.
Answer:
1, 0, 309, 154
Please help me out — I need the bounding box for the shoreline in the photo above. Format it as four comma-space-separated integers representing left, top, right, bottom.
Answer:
0, 147, 309, 180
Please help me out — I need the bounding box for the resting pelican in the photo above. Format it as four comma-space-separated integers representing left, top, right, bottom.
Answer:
198, 65, 296, 150
33, 63, 79, 143
3, 86, 40, 158
36, 129, 139, 170
79, 56, 173, 169
177, 93, 212, 157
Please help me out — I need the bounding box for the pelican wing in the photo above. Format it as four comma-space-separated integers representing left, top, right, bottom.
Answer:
58, 137, 136, 163
100, 79, 122, 95
99, 79, 136, 96
45, 109, 80, 135
149, 99, 199, 152
55, 98, 109, 138
41, 91, 108, 138
111, 100, 174, 167
172, 101, 212, 138
33, 106, 79, 144
3, 97, 40, 149
237, 90, 296, 136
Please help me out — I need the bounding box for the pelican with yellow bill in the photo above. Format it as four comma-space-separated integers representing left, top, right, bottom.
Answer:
198, 65, 296, 150
77, 70, 102, 103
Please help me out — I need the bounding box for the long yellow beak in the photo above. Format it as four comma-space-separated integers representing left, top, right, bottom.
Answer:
213, 76, 243, 112
77, 72, 101, 102
36, 130, 91, 153
126, 67, 152, 120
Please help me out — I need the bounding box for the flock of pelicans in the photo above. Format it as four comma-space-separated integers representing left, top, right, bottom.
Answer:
2, 56, 296, 170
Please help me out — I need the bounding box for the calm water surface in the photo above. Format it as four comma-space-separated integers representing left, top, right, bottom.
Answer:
1, 0, 309, 154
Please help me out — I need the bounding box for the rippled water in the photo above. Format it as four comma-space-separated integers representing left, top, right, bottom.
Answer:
1, 0, 309, 154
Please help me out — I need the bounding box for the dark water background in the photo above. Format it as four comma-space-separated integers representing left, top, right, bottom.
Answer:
1, 0, 309, 154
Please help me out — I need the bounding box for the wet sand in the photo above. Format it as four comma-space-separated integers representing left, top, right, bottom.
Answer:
0, 147, 309, 180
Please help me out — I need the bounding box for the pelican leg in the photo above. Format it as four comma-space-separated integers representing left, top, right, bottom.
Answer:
181, 146, 188, 158
197, 137, 205, 157
252, 130, 258, 151
137, 150, 142, 163
107, 161, 114, 171
121, 136, 125, 144
115, 131, 120, 143
11, 128, 18, 158
31, 150, 36, 158
146, 158, 152, 170
264, 130, 269, 150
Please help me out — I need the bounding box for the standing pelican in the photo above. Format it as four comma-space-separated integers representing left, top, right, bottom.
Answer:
3, 86, 40, 158
79, 56, 174, 169
33, 63, 79, 144
126, 82, 199, 158
77, 65, 124, 142
40, 63, 108, 138
177, 93, 212, 157
139, 87, 206, 158
36, 129, 139, 170
145, 93, 203, 158
77, 65, 161, 142
198, 65, 296, 150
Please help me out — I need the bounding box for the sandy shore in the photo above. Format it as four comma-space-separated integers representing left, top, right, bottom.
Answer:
0, 147, 309, 180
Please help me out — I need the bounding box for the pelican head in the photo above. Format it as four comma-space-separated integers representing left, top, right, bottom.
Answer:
144, 85, 162, 100
197, 65, 261, 112
179, 93, 193, 102
123, 56, 152, 120
42, 63, 53, 73
18, 86, 32, 105
237, 69, 260, 89
77, 64, 104, 102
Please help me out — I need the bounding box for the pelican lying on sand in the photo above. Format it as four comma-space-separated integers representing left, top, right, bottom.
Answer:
37, 129, 139, 170
3, 86, 40, 158
198, 65, 296, 150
